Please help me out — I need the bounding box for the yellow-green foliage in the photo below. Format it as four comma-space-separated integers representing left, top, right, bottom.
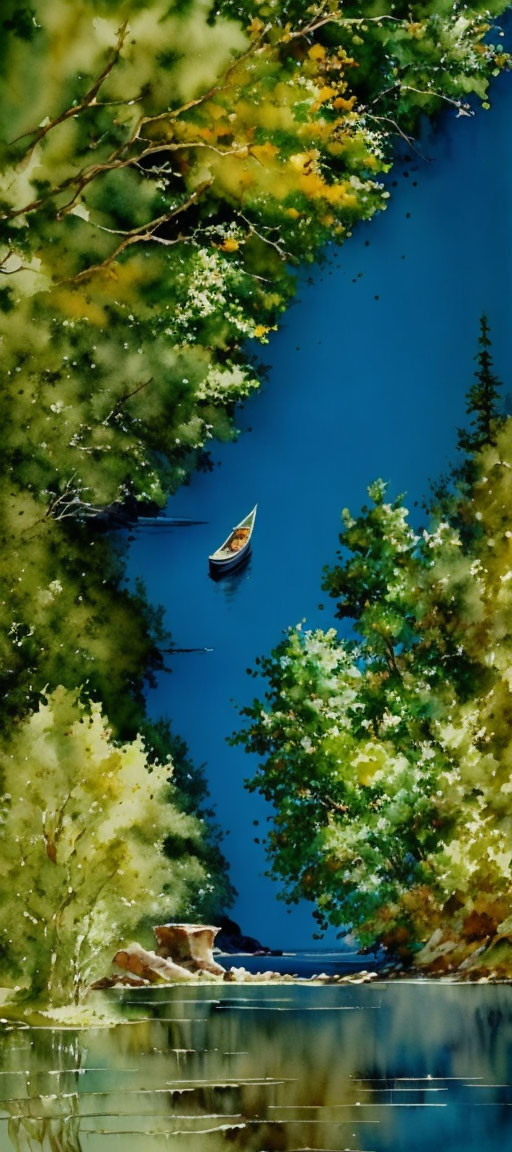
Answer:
0, 0, 384, 511
1, 0, 507, 509
235, 371, 512, 971
0, 687, 206, 1005
427, 423, 512, 921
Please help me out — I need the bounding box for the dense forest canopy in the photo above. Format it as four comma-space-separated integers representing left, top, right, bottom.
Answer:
0, 0, 510, 1003
235, 319, 512, 975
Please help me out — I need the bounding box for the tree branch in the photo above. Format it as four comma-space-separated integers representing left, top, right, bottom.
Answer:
63, 183, 211, 282
236, 211, 293, 261
366, 113, 430, 162
9, 21, 130, 156
102, 377, 153, 425
287, 10, 403, 42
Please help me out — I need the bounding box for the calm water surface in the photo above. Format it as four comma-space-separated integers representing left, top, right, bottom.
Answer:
2, 984, 512, 1151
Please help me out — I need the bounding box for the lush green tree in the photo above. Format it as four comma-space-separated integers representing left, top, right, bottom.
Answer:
235, 329, 512, 971
0, 484, 235, 935
421, 418, 512, 970
234, 485, 455, 954
0, 687, 211, 1006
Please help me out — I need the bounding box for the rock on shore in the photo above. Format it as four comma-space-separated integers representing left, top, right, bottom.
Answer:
91, 922, 379, 990
154, 923, 225, 975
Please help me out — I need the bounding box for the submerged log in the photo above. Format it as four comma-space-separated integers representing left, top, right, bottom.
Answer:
113, 943, 195, 983
154, 923, 225, 975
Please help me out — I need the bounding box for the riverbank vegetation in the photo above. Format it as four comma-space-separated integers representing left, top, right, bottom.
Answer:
235, 318, 512, 977
1, 0, 510, 1005
0, 688, 212, 1006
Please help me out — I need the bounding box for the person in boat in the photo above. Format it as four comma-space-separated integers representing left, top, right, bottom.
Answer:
228, 528, 249, 553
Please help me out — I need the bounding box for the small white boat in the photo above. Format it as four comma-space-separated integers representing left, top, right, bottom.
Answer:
209, 505, 257, 575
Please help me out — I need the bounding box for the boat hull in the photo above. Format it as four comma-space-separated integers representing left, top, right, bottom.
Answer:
209, 541, 252, 576
208, 504, 257, 577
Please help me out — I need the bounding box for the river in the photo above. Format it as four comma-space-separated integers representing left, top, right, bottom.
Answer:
125, 71, 512, 948
2, 982, 512, 1150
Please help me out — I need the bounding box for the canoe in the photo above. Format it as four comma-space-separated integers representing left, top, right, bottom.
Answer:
209, 505, 257, 575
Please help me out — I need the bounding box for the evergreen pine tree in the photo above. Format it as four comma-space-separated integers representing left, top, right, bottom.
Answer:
429, 314, 504, 528
457, 313, 503, 458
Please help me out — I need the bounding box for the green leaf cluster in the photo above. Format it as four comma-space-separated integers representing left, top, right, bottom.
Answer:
235, 323, 512, 971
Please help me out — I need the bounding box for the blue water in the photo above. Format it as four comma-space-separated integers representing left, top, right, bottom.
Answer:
127, 70, 512, 948
216, 949, 378, 977
4, 983, 512, 1151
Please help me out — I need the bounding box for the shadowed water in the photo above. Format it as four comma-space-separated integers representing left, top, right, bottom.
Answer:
1, 983, 512, 1151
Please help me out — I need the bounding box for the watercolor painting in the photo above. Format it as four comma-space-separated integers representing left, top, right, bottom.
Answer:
1, 0, 512, 1148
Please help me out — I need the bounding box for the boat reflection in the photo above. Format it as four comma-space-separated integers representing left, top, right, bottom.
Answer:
209, 552, 253, 601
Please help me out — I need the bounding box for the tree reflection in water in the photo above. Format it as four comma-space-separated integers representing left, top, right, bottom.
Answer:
1, 984, 512, 1151
1, 1030, 83, 1151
